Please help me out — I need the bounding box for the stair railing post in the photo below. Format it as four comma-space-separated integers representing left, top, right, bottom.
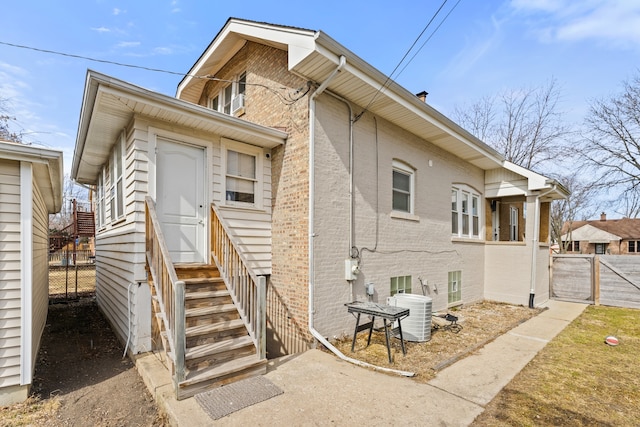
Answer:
174, 280, 186, 387
257, 275, 266, 359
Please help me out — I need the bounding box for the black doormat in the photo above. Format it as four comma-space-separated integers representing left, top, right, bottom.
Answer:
195, 376, 283, 420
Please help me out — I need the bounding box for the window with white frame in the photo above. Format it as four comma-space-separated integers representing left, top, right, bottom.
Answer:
629, 240, 638, 253
509, 207, 518, 241
223, 140, 262, 207
392, 160, 414, 214
448, 270, 462, 305
208, 72, 246, 116
110, 133, 125, 222
451, 186, 481, 238
390, 275, 412, 296
96, 169, 106, 228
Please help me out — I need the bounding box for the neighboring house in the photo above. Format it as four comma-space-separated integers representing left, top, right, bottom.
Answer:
0, 139, 63, 406
562, 213, 640, 255
71, 18, 567, 398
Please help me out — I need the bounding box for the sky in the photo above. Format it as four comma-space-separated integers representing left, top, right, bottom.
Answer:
1, 1, 639, 182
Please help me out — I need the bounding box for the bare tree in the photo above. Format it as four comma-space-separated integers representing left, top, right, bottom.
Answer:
454, 78, 571, 171
581, 71, 640, 217
0, 96, 23, 143
549, 174, 600, 253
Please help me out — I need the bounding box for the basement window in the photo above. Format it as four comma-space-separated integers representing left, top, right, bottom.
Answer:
390, 275, 412, 296
448, 271, 462, 305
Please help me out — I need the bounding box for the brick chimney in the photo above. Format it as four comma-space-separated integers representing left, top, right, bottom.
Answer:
416, 91, 428, 103
600, 212, 607, 221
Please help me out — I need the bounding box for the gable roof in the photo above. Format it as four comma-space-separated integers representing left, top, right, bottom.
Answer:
177, 18, 505, 170
562, 223, 621, 243
72, 70, 287, 185
564, 218, 640, 241
0, 139, 63, 213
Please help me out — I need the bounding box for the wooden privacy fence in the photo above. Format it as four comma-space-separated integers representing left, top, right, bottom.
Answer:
551, 255, 640, 309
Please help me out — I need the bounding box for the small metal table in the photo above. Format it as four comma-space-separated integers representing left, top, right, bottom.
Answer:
346, 302, 410, 363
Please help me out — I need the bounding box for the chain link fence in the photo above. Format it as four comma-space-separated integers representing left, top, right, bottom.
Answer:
49, 250, 96, 300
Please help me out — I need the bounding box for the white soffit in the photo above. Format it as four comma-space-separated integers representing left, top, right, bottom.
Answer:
72, 71, 287, 185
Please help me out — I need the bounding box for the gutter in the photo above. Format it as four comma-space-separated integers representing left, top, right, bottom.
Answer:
307, 55, 414, 377
529, 184, 558, 308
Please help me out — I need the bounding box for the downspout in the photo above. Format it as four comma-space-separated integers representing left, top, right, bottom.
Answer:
308, 55, 413, 376
529, 184, 557, 308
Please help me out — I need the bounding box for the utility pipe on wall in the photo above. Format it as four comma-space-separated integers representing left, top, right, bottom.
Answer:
529, 184, 557, 308
307, 55, 414, 377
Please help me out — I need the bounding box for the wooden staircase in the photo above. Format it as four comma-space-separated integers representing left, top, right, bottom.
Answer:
152, 263, 267, 400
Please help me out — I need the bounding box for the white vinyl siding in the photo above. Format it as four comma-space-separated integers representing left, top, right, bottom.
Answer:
0, 159, 22, 388
216, 138, 272, 275
94, 125, 150, 355
31, 180, 49, 374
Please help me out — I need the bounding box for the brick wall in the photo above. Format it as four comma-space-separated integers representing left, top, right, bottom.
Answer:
198, 42, 314, 349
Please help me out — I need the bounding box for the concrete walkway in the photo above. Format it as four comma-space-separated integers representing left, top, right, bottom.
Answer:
135, 300, 588, 426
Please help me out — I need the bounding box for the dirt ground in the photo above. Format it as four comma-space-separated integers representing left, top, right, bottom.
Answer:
333, 300, 544, 382
1, 296, 167, 427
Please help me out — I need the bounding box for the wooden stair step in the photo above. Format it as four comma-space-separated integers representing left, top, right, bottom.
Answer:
180, 354, 266, 388
186, 318, 245, 338
185, 335, 253, 361
184, 289, 229, 300
181, 276, 224, 284
186, 304, 237, 318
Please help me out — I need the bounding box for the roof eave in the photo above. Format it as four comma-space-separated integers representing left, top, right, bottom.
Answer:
0, 140, 63, 213
73, 70, 288, 185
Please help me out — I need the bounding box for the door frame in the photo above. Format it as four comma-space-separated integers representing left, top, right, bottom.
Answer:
149, 127, 209, 263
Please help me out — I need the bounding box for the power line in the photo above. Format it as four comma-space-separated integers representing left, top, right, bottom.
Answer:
0, 40, 190, 77
396, 0, 464, 79
354, 0, 462, 121
0, 40, 310, 104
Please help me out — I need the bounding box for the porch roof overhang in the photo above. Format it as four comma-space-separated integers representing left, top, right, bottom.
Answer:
176, 18, 504, 171
72, 70, 288, 185
484, 161, 569, 201
0, 139, 63, 213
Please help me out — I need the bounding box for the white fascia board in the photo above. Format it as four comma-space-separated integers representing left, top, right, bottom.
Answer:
502, 161, 549, 190
0, 140, 63, 213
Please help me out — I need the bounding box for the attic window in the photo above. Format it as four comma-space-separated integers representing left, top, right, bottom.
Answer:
208, 72, 246, 116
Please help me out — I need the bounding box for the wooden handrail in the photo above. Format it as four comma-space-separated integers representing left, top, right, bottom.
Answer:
210, 204, 266, 359
145, 196, 186, 390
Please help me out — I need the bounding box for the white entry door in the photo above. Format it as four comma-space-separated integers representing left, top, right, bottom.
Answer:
156, 138, 206, 263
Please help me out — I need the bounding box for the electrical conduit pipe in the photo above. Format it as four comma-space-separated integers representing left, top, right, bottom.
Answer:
308, 55, 414, 377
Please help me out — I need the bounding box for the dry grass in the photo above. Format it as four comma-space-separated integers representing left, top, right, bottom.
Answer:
473, 305, 640, 426
0, 396, 60, 427
332, 300, 543, 382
